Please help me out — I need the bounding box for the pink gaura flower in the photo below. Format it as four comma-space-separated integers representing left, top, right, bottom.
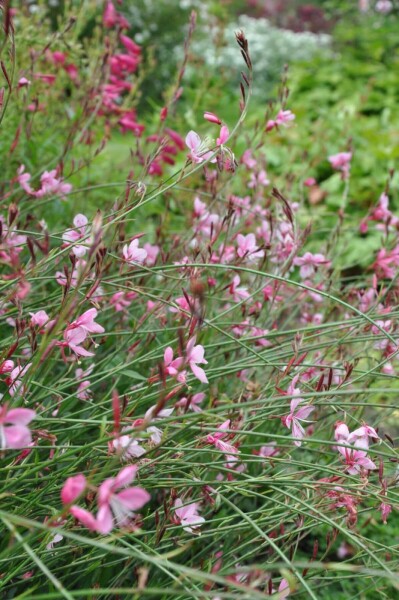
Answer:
380, 502, 392, 524
60, 309, 104, 357
6, 363, 32, 397
337, 445, 376, 475
185, 131, 213, 164
62, 214, 90, 257
229, 275, 250, 303
0, 404, 36, 449
328, 152, 352, 179
174, 498, 205, 533
29, 310, 50, 327
71, 466, 150, 534
282, 378, 314, 447
216, 125, 229, 146
61, 474, 87, 504
123, 238, 147, 264
266, 109, 295, 131
293, 252, 330, 279
175, 392, 205, 413
206, 420, 238, 455
236, 233, 264, 262
186, 337, 208, 384
164, 347, 186, 383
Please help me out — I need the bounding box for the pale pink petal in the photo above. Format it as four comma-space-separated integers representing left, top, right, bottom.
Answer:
5, 408, 36, 425
114, 465, 137, 489
117, 487, 150, 510
70, 506, 98, 531
190, 363, 208, 384
4, 425, 32, 448
96, 505, 114, 534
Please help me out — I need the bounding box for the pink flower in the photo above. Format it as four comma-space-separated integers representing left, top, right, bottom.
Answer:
143, 243, 159, 266
185, 131, 213, 164
96, 466, 150, 534
236, 233, 264, 262
18, 77, 31, 88
277, 578, 290, 598
123, 239, 147, 264
61, 474, 87, 504
229, 275, 250, 302
186, 337, 208, 384
328, 152, 352, 179
337, 445, 376, 475
60, 309, 104, 357
380, 502, 392, 524
6, 363, 32, 397
70, 467, 150, 534
0, 404, 36, 449
248, 170, 269, 189
216, 125, 229, 146
0, 360, 14, 374
293, 252, 330, 278
119, 35, 141, 55
30, 310, 50, 327
174, 498, 205, 533
266, 109, 295, 131
164, 347, 186, 382
17, 165, 35, 195
62, 214, 89, 257
206, 420, 238, 455
175, 392, 205, 413
282, 380, 314, 447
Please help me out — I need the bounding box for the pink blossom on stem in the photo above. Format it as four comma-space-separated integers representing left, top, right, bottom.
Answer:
229, 275, 250, 303
174, 498, 205, 533
29, 310, 50, 327
96, 466, 150, 534
164, 346, 186, 382
62, 214, 90, 257
0, 404, 36, 449
293, 252, 330, 279
186, 337, 208, 384
185, 131, 213, 164
236, 233, 264, 262
328, 152, 352, 179
123, 239, 147, 264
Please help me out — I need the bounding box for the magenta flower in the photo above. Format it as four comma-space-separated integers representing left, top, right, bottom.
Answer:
186, 337, 208, 384
174, 498, 205, 533
0, 404, 36, 449
123, 238, 147, 264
